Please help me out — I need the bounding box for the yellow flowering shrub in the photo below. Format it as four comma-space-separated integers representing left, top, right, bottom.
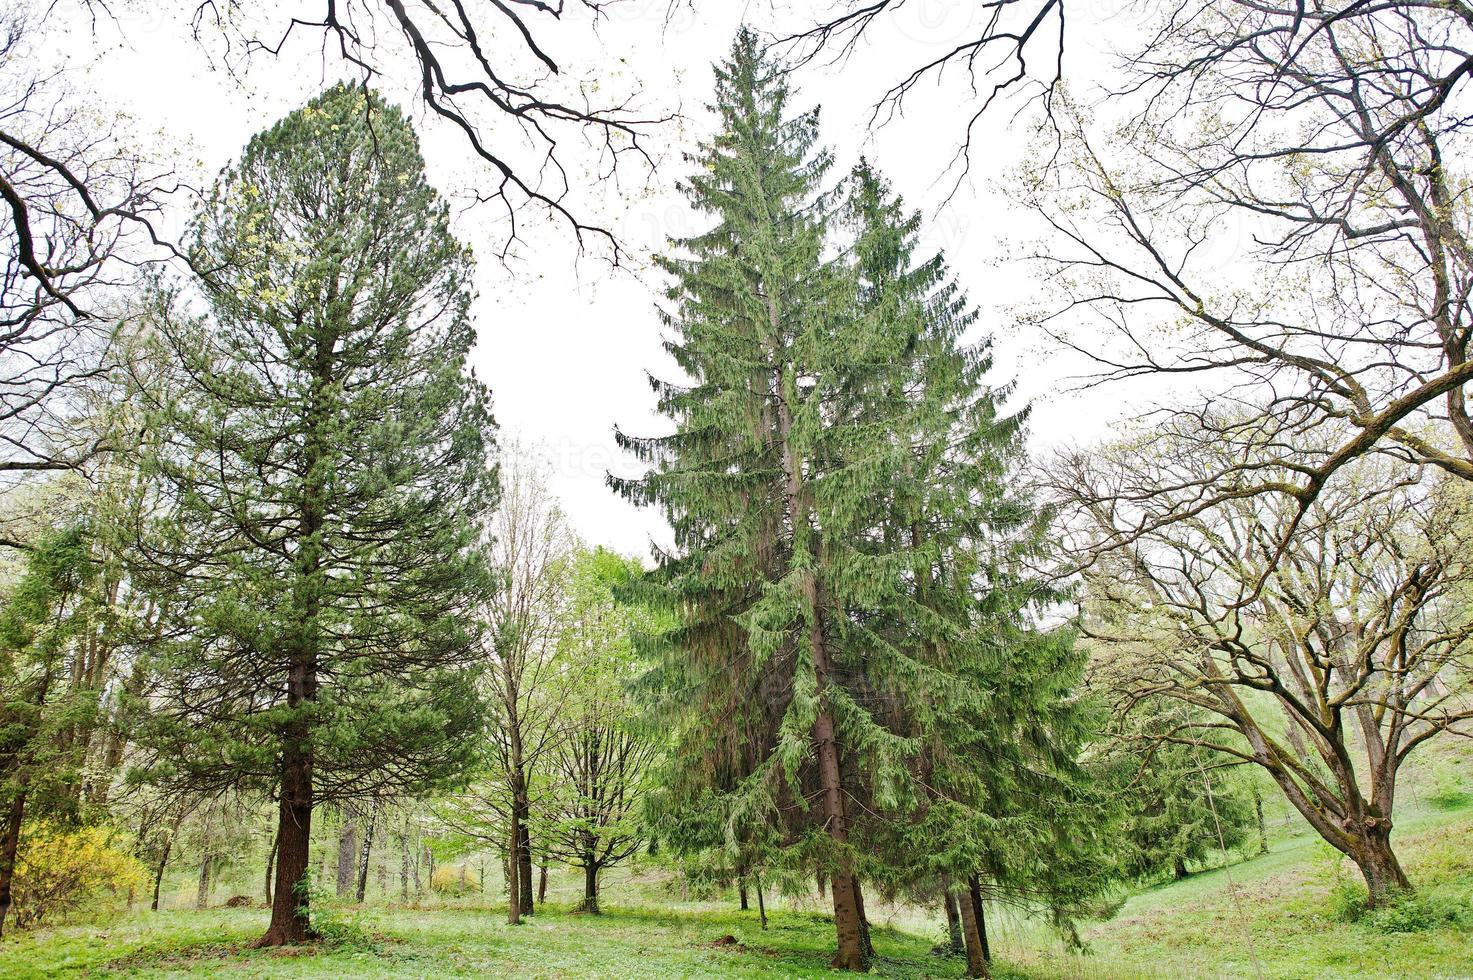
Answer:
10, 824, 147, 929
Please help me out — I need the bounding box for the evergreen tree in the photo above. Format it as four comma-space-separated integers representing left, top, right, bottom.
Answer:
133, 84, 496, 946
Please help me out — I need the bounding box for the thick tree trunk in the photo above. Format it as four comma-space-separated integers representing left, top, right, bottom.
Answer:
739, 881, 749, 911
582, 858, 599, 913
1353, 825, 1411, 908
968, 876, 992, 965
1174, 856, 1188, 880
957, 878, 991, 978
259, 733, 315, 946
0, 791, 27, 937
355, 801, 378, 903
943, 888, 964, 955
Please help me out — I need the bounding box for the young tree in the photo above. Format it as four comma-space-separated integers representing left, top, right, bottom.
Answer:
541, 548, 658, 913
481, 448, 578, 924
132, 84, 496, 945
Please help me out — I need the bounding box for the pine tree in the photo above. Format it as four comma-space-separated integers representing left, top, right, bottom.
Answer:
133, 84, 496, 946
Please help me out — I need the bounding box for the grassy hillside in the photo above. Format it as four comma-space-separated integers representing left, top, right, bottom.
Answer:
3, 806, 1469, 978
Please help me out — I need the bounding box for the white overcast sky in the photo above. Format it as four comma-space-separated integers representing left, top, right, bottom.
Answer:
40, 0, 1150, 558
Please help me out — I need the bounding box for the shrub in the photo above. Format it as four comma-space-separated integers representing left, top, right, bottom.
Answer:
430, 865, 480, 896
10, 824, 147, 929
1363, 892, 1467, 934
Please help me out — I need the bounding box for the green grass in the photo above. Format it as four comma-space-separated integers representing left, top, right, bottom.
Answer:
4, 806, 1471, 978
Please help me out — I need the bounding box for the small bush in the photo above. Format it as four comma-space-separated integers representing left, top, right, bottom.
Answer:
1363, 892, 1467, 934
10, 823, 147, 929
430, 865, 479, 896
1326, 878, 1368, 923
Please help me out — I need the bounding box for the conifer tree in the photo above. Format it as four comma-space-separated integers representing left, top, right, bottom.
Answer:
133, 85, 496, 946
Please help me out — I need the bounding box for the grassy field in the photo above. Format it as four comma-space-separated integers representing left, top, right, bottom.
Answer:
3, 806, 1470, 978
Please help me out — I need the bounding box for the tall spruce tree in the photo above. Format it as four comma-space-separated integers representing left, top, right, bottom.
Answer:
841, 162, 1109, 978
133, 84, 496, 946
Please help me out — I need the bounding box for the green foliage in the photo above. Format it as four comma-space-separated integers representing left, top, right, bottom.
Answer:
1362, 892, 1467, 934
132, 82, 497, 805
8, 822, 146, 929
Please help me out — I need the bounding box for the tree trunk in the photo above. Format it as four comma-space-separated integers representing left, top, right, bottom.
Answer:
265, 830, 278, 906
582, 858, 599, 913
943, 888, 964, 955
1174, 856, 1188, 880
0, 791, 27, 937
537, 862, 548, 906
517, 816, 534, 915
1253, 785, 1268, 855
259, 731, 315, 946
968, 876, 992, 965
196, 850, 213, 909
506, 819, 521, 925
355, 801, 378, 903
151, 833, 173, 912
739, 881, 749, 911
755, 874, 767, 930
336, 819, 358, 898
957, 879, 991, 978
1353, 825, 1412, 908
854, 877, 875, 963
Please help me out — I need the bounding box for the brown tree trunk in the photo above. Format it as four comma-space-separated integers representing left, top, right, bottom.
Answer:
537, 862, 548, 906
400, 841, 410, 901
0, 791, 27, 937
853, 877, 875, 963
506, 818, 521, 925
739, 881, 749, 911
1353, 825, 1411, 908
259, 731, 315, 946
1174, 856, 1188, 880
517, 814, 534, 915
755, 874, 767, 930
957, 878, 991, 978
151, 833, 173, 912
582, 858, 599, 913
943, 888, 964, 954
968, 876, 992, 965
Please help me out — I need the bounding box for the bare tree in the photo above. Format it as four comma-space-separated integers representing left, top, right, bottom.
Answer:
480, 447, 578, 923
1059, 431, 1473, 907
187, 0, 668, 258
1009, 2, 1473, 559
0, 10, 173, 513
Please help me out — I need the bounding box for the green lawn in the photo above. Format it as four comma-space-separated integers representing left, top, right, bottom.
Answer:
4, 808, 1470, 978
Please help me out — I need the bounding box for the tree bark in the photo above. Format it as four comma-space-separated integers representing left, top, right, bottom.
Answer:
958, 879, 991, 978
196, 849, 213, 909
260, 730, 315, 945
582, 858, 599, 913
537, 862, 548, 906
265, 830, 278, 906
943, 888, 964, 954
968, 876, 991, 965
151, 832, 173, 913
1353, 824, 1412, 908
755, 874, 767, 930
739, 881, 749, 911
506, 819, 521, 925
355, 801, 378, 903
1174, 856, 1188, 880
517, 813, 534, 915
0, 791, 28, 937
854, 877, 875, 963
336, 819, 358, 898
